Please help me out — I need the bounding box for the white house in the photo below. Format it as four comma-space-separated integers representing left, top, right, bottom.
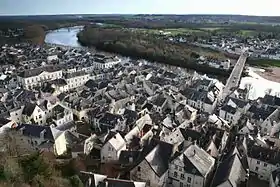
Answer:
247, 144, 280, 181
17, 66, 63, 89
22, 103, 47, 125
65, 71, 90, 90
93, 55, 121, 69
168, 144, 215, 187
100, 132, 126, 163
219, 97, 250, 125
50, 104, 74, 127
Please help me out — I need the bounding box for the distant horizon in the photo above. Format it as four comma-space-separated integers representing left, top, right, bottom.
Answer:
1, 0, 280, 17
1, 13, 280, 17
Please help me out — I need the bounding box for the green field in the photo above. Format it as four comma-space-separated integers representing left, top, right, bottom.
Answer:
132, 28, 207, 36
239, 30, 258, 36
249, 59, 280, 68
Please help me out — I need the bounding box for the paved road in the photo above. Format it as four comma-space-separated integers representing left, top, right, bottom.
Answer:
221, 53, 248, 101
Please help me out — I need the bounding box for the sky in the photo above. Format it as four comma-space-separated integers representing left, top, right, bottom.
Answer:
1, 0, 280, 16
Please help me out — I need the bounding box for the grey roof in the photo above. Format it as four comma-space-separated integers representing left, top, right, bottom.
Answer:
18, 65, 61, 78
221, 105, 237, 114
248, 104, 277, 121
145, 141, 173, 177
212, 154, 245, 187
182, 144, 214, 177
22, 103, 36, 116
0, 118, 11, 126
99, 112, 123, 128
261, 95, 280, 107
16, 123, 54, 141
247, 142, 280, 165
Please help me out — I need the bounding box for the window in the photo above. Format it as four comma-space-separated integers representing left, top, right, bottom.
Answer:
180, 182, 183, 187
175, 165, 178, 170
257, 161, 260, 164
180, 174, 185, 180
187, 177, 192, 183
264, 163, 267, 167
138, 166, 141, 172
174, 172, 178, 178
186, 184, 191, 187
255, 167, 259, 171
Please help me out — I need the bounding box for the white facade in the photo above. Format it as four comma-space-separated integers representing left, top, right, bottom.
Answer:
168, 145, 215, 187
9, 106, 24, 123
259, 109, 280, 135
248, 157, 277, 181
23, 105, 47, 125
18, 69, 63, 89
93, 58, 121, 69
100, 133, 126, 163
66, 73, 90, 90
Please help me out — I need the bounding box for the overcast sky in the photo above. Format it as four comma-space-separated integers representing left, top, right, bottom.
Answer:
1, 0, 280, 16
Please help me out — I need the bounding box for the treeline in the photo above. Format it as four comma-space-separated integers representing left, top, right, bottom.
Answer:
0, 132, 85, 187
0, 19, 90, 45
77, 27, 230, 76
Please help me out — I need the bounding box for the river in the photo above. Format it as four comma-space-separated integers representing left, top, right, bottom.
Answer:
45, 26, 83, 47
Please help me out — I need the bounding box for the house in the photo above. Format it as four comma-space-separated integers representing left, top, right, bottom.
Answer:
247, 104, 279, 135
80, 171, 146, 187
100, 132, 126, 163
130, 141, 173, 187
219, 97, 250, 125
211, 153, 247, 187
180, 88, 217, 114
97, 112, 126, 133
65, 71, 90, 90
50, 104, 73, 127
247, 141, 280, 181
22, 103, 47, 125
270, 168, 280, 187
238, 120, 258, 135
15, 123, 54, 148
151, 95, 168, 114
17, 65, 63, 89
168, 144, 215, 187
163, 128, 201, 146
205, 130, 229, 159
92, 54, 121, 69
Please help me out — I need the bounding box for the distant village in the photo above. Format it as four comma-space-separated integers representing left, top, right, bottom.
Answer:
1, 43, 280, 187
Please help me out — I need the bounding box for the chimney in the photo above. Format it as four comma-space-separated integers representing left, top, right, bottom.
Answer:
40, 129, 46, 140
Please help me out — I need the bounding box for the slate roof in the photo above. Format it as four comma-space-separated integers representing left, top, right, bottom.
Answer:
182, 144, 215, 177
145, 141, 173, 177
0, 118, 11, 126
99, 112, 123, 128
180, 128, 202, 142
261, 95, 280, 107
18, 65, 61, 78
119, 150, 141, 165
247, 142, 280, 165
248, 104, 277, 121
227, 97, 248, 108
221, 105, 237, 114
124, 109, 138, 125
212, 154, 243, 187
152, 96, 166, 107
22, 103, 36, 116
16, 123, 54, 141
85, 80, 99, 90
